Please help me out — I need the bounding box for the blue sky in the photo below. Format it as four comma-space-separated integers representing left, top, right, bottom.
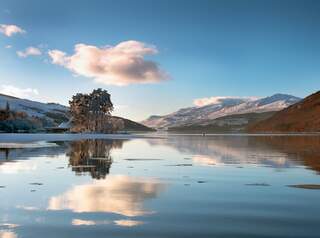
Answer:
1, 0, 320, 121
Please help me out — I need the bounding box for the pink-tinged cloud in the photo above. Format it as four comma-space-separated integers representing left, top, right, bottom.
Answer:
17, 47, 42, 58
193, 96, 257, 107
0, 24, 25, 37
48, 41, 169, 86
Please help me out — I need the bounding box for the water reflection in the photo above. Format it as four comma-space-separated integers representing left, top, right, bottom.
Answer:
253, 136, 320, 173
70, 218, 144, 227
0, 230, 17, 238
67, 140, 124, 179
0, 144, 67, 174
113, 219, 144, 227
148, 135, 320, 171
0, 140, 124, 179
48, 175, 165, 217
0, 224, 19, 238
0, 143, 67, 161
0, 148, 9, 160
0, 160, 37, 174
0, 136, 320, 237
71, 219, 110, 226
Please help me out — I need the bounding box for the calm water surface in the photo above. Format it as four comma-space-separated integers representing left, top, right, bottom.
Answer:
1, 135, 320, 238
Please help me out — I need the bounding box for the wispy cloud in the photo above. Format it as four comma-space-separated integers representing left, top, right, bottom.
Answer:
0, 85, 39, 100
0, 24, 25, 37
193, 96, 257, 107
48, 40, 169, 86
17, 47, 42, 58
5, 45, 12, 49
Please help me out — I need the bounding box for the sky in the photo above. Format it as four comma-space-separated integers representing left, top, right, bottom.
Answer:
1, 0, 320, 121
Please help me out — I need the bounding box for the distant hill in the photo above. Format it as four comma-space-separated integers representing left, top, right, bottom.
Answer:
168, 111, 276, 133
0, 93, 69, 127
113, 116, 155, 132
142, 94, 301, 129
248, 91, 320, 133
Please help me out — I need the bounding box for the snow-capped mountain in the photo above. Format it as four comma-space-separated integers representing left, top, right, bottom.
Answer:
142, 94, 301, 129
0, 93, 69, 125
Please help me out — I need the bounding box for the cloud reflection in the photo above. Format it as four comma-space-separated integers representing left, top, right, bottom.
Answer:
0, 230, 17, 238
48, 175, 165, 217
72, 219, 98, 226
114, 219, 144, 227
192, 155, 220, 166
0, 161, 37, 174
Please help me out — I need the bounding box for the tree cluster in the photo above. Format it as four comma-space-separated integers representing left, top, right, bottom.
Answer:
69, 88, 124, 133
0, 102, 43, 132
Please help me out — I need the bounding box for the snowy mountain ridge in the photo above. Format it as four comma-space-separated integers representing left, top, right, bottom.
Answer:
0, 93, 69, 126
142, 94, 301, 129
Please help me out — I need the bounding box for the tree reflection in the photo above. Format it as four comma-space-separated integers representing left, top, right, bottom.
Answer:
67, 140, 124, 179
0, 148, 10, 160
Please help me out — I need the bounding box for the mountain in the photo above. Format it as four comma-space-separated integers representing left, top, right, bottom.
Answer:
248, 91, 320, 133
142, 94, 301, 129
113, 116, 155, 132
169, 111, 276, 133
0, 93, 69, 126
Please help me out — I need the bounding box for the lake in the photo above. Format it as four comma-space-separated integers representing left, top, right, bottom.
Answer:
1, 134, 320, 238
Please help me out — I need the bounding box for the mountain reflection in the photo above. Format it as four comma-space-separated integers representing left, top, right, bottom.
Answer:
48, 175, 165, 217
67, 140, 124, 179
147, 135, 320, 172
254, 136, 320, 173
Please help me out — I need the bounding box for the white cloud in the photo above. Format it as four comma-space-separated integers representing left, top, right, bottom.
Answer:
5, 45, 12, 49
17, 47, 42, 58
48, 40, 169, 86
0, 85, 39, 100
0, 24, 25, 37
193, 96, 257, 107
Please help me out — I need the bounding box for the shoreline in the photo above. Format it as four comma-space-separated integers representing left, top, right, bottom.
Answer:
0, 133, 161, 143
0, 132, 320, 143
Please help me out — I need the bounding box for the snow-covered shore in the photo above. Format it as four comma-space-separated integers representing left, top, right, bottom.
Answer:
0, 133, 159, 143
